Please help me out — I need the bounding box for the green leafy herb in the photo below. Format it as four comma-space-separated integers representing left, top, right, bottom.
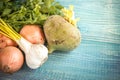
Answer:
0, 0, 63, 32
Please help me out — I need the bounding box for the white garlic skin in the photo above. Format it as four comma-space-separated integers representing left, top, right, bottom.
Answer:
26, 44, 48, 69
16, 37, 48, 69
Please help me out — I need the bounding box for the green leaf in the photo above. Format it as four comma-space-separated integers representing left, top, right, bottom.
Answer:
2, 8, 12, 16
44, 0, 54, 7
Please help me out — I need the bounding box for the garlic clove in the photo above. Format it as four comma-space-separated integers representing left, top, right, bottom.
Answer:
26, 44, 48, 69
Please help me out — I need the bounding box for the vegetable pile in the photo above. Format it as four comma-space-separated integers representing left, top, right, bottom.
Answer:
0, 0, 81, 73
0, 18, 48, 70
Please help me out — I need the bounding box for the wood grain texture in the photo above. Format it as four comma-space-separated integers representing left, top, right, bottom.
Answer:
0, 0, 120, 80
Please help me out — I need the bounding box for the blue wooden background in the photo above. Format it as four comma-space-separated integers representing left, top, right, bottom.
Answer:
0, 0, 120, 80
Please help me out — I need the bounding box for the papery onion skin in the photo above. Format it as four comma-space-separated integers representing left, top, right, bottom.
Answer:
20, 24, 45, 44
0, 34, 17, 49
0, 46, 24, 74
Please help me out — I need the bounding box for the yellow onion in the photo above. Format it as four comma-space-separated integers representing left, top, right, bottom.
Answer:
0, 46, 24, 73
0, 34, 17, 49
20, 24, 45, 44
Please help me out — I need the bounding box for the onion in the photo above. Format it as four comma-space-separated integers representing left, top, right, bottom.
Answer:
0, 34, 17, 49
20, 24, 45, 44
0, 46, 24, 73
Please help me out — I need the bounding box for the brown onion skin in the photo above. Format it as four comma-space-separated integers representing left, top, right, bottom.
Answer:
20, 24, 45, 44
0, 46, 24, 74
0, 34, 17, 49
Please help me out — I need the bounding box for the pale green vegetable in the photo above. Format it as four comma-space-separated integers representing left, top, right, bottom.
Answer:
43, 15, 81, 53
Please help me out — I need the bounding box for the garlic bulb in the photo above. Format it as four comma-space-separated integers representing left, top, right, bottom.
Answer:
16, 37, 48, 69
